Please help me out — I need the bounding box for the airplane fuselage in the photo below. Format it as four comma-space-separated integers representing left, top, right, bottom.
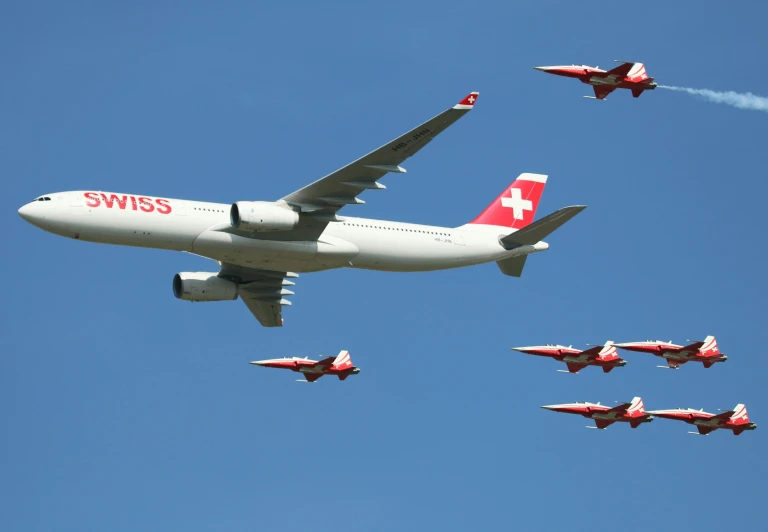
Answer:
19, 191, 542, 274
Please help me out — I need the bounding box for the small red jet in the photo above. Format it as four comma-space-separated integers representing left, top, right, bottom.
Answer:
250, 350, 360, 382
613, 336, 727, 369
647, 404, 757, 436
541, 397, 653, 430
534, 60, 657, 100
511, 341, 626, 373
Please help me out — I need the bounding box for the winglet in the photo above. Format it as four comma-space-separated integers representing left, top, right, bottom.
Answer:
453, 92, 479, 110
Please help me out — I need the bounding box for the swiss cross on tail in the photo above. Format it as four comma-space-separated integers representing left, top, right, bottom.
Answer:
470, 173, 547, 229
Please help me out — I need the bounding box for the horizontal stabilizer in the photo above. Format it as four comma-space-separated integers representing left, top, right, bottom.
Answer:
500, 206, 586, 248
496, 255, 527, 277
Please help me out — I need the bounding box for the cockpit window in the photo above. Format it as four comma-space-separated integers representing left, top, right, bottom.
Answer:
33, 197, 51, 202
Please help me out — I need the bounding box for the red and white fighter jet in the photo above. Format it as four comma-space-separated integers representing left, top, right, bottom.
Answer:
613, 336, 727, 369
534, 61, 657, 100
541, 397, 653, 430
511, 341, 626, 373
250, 350, 360, 382
647, 404, 757, 436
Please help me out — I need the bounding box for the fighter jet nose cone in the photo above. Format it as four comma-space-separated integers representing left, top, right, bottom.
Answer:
540, 405, 556, 411
249, 361, 264, 366
533, 66, 548, 72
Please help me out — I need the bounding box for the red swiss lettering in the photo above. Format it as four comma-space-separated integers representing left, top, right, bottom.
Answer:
138, 196, 155, 213
155, 198, 172, 214
130, 195, 138, 211
100, 193, 129, 209
84, 192, 101, 207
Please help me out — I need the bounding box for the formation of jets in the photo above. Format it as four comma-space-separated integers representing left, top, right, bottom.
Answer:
18, 77, 753, 438
542, 397, 756, 436
514, 335, 726, 372
534, 60, 657, 100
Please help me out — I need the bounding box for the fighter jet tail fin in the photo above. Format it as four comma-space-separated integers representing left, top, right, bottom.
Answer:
626, 396, 646, 417
597, 341, 618, 361
730, 404, 750, 425
332, 350, 354, 370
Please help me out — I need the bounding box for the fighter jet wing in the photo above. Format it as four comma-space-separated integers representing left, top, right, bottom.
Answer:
606, 401, 632, 414
280, 92, 479, 216
573, 345, 604, 359
218, 263, 298, 327
304, 373, 323, 383
592, 86, 616, 100
682, 340, 705, 351
594, 419, 615, 430
565, 362, 587, 373
604, 61, 635, 79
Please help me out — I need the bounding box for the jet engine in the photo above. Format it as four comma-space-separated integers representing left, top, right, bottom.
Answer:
172, 272, 238, 302
230, 201, 299, 232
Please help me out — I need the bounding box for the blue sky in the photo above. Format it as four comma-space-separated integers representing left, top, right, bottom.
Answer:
2, 1, 767, 530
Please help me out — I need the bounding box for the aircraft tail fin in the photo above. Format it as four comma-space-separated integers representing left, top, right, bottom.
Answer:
730, 404, 750, 425
631, 88, 645, 98
332, 350, 354, 370
627, 63, 649, 82
700, 335, 721, 357
626, 396, 646, 417
597, 341, 618, 361
468, 173, 548, 230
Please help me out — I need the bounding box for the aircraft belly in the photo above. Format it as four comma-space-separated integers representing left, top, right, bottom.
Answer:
191, 230, 358, 273
350, 234, 502, 272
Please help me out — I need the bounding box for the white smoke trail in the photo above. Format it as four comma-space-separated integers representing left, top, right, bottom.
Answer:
658, 85, 768, 113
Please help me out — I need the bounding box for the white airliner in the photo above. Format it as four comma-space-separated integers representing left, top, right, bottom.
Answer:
18, 92, 585, 327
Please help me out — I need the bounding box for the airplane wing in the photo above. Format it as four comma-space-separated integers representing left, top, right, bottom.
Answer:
682, 340, 705, 351
604, 61, 635, 79
280, 92, 479, 216
314, 357, 336, 367
304, 373, 323, 383
595, 419, 615, 430
592, 85, 616, 100
218, 263, 298, 327
566, 362, 587, 373
606, 402, 632, 414
573, 345, 604, 359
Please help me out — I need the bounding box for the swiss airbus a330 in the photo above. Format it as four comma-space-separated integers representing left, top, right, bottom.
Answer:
18, 92, 585, 327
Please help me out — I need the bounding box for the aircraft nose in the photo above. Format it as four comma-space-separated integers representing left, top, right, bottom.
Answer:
540, 405, 558, 411
250, 361, 267, 366
18, 203, 32, 221
533, 66, 553, 72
